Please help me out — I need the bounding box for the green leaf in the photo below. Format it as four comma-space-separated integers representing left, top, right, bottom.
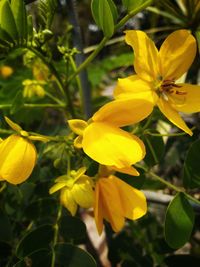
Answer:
27, 15, 33, 42
11, 0, 28, 44
91, 0, 115, 37
195, 30, 200, 54
142, 132, 165, 167
59, 215, 86, 240
14, 249, 52, 267
10, 90, 24, 114
0, 0, 18, 42
122, 0, 147, 12
165, 192, 194, 249
16, 224, 54, 258
55, 243, 97, 267
0, 209, 12, 242
183, 139, 200, 188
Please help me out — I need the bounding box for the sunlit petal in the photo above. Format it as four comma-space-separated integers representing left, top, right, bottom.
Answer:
60, 188, 77, 216
72, 177, 94, 208
112, 176, 147, 220
94, 182, 104, 234
159, 30, 196, 80
68, 119, 88, 135
125, 30, 159, 82
114, 75, 154, 98
111, 165, 140, 176
82, 122, 145, 168
0, 135, 37, 184
74, 135, 83, 149
49, 182, 68, 194
97, 178, 125, 232
92, 97, 154, 127
169, 83, 200, 113
157, 98, 193, 136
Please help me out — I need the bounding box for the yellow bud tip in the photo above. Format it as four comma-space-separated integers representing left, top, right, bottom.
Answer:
20, 130, 29, 137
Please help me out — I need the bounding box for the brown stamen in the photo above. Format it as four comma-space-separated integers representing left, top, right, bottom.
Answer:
160, 79, 186, 95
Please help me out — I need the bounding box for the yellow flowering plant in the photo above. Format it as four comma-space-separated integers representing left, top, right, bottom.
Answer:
0, 0, 200, 266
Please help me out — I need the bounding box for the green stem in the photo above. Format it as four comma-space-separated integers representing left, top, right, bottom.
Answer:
141, 113, 153, 131
144, 130, 188, 137
68, 0, 153, 82
68, 36, 108, 83
45, 91, 65, 105
116, 0, 154, 29
0, 182, 6, 193
69, 55, 84, 112
148, 171, 200, 206
0, 103, 66, 109
51, 204, 63, 267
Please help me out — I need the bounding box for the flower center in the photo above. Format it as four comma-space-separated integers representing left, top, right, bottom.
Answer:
155, 78, 187, 100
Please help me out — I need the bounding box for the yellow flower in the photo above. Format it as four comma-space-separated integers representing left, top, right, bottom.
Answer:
22, 79, 45, 98
68, 98, 153, 169
0, 135, 37, 184
0, 65, 13, 78
94, 166, 147, 234
49, 167, 94, 216
114, 30, 200, 135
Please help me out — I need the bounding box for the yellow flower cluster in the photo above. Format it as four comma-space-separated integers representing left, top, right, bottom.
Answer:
22, 79, 46, 98
55, 29, 199, 234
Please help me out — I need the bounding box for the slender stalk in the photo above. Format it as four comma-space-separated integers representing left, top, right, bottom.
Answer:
68, 0, 154, 82
148, 171, 200, 206
69, 55, 85, 115
144, 130, 188, 137
51, 204, 63, 267
45, 91, 65, 105
67, 36, 108, 83
116, 0, 154, 29
0, 103, 66, 109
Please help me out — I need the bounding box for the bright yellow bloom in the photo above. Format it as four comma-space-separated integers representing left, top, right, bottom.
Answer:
0, 135, 37, 184
49, 167, 94, 216
114, 30, 200, 135
68, 98, 153, 168
0, 65, 13, 78
94, 166, 147, 234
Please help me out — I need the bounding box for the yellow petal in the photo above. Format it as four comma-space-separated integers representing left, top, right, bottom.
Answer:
92, 97, 154, 127
68, 119, 88, 135
0, 135, 37, 184
125, 30, 159, 82
82, 122, 145, 168
111, 176, 147, 220
114, 75, 157, 104
49, 182, 68, 194
159, 30, 196, 80
73, 167, 87, 181
96, 177, 125, 233
74, 135, 83, 149
169, 83, 200, 113
4, 117, 22, 132
60, 188, 77, 216
111, 165, 140, 176
157, 98, 193, 136
94, 181, 104, 235
71, 176, 94, 208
